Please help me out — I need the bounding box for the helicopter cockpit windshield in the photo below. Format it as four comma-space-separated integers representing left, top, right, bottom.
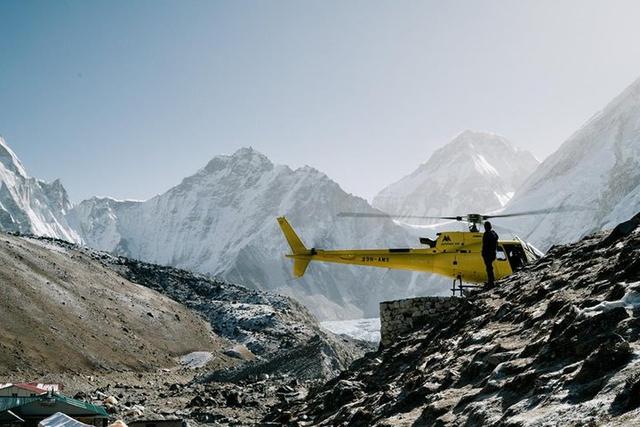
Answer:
513, 236, 544, 264
419, 237, 437, 248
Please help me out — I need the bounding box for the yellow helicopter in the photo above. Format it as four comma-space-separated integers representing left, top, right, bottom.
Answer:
277, 208, 569, 295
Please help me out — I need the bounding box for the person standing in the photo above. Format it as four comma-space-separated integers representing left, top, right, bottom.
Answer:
482, 221, 499, 289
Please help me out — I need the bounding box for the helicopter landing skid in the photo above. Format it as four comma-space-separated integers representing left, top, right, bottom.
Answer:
451, 276, 483, 297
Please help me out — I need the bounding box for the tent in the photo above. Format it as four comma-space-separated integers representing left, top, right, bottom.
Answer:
39, 413, 91, 427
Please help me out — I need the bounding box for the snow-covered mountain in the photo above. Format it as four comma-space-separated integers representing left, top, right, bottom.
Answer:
69, 148, 448, 320
0, 137, 80, 242
373, 130, 539, 220
502, 76, 640, 250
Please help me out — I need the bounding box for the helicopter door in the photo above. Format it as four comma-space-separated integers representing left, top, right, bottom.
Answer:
493, 246, 511, 278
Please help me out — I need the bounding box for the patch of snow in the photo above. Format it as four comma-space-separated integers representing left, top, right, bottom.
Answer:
494, 191, 514, 207
23, 237, 71, 255
179, 351, 213, 368
581, 286, 640, 316
321, 318, 381, 342
473, 153, 499, 176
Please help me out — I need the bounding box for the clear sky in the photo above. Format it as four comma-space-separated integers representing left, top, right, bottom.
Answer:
2, 0, 640, 202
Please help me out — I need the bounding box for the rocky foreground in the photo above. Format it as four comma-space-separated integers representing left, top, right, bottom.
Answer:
268, 216, 640, 426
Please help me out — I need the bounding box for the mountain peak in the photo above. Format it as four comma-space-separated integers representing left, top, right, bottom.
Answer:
446, 130, 514, 153
456, 129, 499, 139
0, 136, 28, 178
0, 136, 79, 242
231, 146, 265, 159
373, 131, 539, 217
203, 146, 273, 175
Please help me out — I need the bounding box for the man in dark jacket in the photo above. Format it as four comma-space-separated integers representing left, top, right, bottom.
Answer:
482, 221, 499, 289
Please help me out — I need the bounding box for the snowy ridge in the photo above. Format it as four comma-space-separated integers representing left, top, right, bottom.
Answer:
0, 137, 28, 178
0, 136, 80, 242
502, 76, 640, 250
372, 130, 539, 221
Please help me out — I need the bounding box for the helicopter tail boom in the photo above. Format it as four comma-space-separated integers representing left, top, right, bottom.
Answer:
277, 216, 312, 278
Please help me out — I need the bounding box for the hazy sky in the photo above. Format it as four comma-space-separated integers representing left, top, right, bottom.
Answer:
2, 0, 640, 202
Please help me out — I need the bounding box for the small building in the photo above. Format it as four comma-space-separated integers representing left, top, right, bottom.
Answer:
0, 385, 48, 398
0, 394, 108, 427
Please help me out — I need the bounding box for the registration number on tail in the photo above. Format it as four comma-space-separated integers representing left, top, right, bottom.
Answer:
362, 256, 390, 263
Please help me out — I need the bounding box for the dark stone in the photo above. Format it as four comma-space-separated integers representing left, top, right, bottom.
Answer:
224, 390, 243, 407
549, 305, 580, 338
601, 212, 640, 246
547, 278, 567, 291
458, 360, 492, 386
541, 307, 630, 365
347, 408, 374, 426
187, 395, 206, 408
190, 412, 228, 423
503, 371, 537, 395
573, 336, 632, 383
520, 286, 548, 305
73, 391, 87, 400
323, 380, 364, 412
276, 410, 292, 423
606, 283, 627, 301
494, 303, 515, 321
611, 373, 640, 414
519, 339, 545, 358
416, 402, 449, 425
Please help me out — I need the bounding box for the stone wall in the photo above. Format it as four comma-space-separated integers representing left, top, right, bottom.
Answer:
379, 296, 462, 346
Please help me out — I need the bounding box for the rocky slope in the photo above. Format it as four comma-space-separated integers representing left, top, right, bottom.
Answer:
503, 76, 640, 250
373, 130, 538, 221
0, 233, 228, 375
1, 232, 370, 425
27, 234, 368, 380
273, 214, 640, 426
68, 147, 445, 320
0, 137, 79, 242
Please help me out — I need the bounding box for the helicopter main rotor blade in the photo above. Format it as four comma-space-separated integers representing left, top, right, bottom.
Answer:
338, 212, 461, 220
488, 223, 522, 235
482, 205, 586, 220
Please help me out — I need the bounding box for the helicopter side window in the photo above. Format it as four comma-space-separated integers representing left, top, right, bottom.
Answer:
496, 246, 507, 261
